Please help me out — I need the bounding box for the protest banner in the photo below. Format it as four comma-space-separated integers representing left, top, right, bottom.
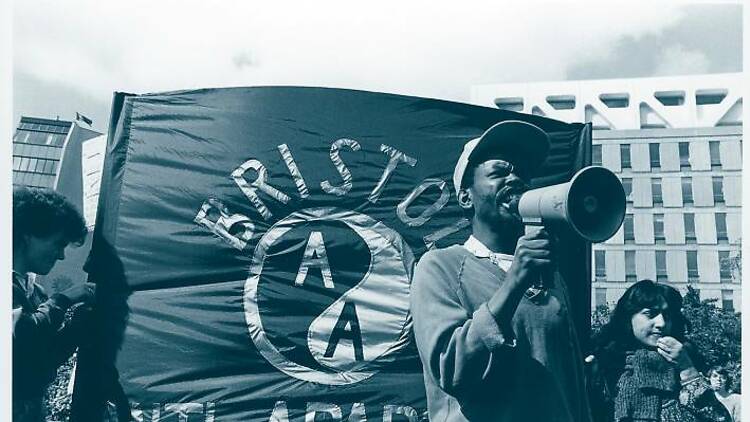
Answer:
73, 87, 591, 421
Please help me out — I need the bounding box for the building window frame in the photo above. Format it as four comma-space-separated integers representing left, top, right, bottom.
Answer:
623, 214, 634, 242
715, 212, 728, 241
653, 213, 665, 243
678, 142, 690, 168
620, 144, 631, 169
682, 177, 693, 204
655, 250, 667, 282
625, 250, 636, 282
622, 177, 633, 203
593, 144, 602, 166
649, 143, 660, 169
686, 250, 699, 282
712, 176, 724, 203
594, 250, 606, 279
709, 141, 721, 168
718, 251, 732, 281
721, 290, 734, 311
684, 213, 696, 244
652, 177, 662, 204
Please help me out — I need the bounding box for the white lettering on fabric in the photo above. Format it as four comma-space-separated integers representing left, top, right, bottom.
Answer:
321, 138, 361, 196
278, 143, 310, 199
269, 400, 290, 422
132, 401, 417, 422
306, 402, 343, 422
232, 159, 291, 220
368, 145, 417, 204
135, 402, 215, 422
294, 230, 334, 289
201, 141, 465, 245
396, 178, 451, 227
163, 403, 203, 422
194, 198, 255, 250
348, 403, 367, 422
383, 405, 419, 422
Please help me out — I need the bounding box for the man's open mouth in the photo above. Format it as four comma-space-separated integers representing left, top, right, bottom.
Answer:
497, 187, 525, 211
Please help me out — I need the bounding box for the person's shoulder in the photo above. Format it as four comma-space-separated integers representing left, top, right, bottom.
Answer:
417, 244, 468, 265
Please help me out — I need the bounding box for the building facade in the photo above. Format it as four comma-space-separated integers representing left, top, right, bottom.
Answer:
12, 117, 73, 188
12, 116, 101, 190
471, 73, 743, 310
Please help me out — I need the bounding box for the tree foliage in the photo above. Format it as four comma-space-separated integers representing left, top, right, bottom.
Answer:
682, 285, 742, 392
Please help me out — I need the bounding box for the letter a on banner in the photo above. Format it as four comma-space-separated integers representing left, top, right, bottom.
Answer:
294, 231, 335, 288
324, 301, 364, 362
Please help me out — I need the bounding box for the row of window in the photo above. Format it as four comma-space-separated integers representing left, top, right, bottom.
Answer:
12, 172, 55, 188
12, 157, 59, 174
621, 212, 733, 243
13, 130, 67, 147
17, 122, 70, 133
594, 249, 737, 282
13, 142, 64, 160
592, 141, 725, 169
595, 287, 735, 311
621, 175, 731, 205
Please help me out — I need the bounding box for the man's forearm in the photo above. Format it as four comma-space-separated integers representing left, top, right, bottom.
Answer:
486, 276, 526, 331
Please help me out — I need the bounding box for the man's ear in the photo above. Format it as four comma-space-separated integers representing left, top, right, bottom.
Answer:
457, 188, 473, 211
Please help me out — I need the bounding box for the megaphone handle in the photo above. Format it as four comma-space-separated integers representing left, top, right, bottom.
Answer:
539, 268, 555, 289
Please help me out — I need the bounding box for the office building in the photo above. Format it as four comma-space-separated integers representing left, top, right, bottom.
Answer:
12, 116, 101, 190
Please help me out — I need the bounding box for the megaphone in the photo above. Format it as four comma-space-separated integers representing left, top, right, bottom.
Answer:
513, 166, 626, 243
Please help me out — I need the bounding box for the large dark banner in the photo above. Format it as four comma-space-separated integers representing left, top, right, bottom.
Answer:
74, 87, 591, 421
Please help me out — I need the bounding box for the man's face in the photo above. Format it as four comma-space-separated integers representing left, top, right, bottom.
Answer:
22, 231, 69, 275
465, 158, 529, 229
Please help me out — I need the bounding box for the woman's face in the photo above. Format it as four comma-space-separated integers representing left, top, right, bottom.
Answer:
631, 307, 672, 347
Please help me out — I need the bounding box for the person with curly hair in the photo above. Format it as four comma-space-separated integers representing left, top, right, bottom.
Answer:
708, 366, 741, 421
12, 187, 96, 422
587, 279, 731, 422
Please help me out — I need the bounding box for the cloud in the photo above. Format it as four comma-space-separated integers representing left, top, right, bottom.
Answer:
654, 45, 711, 76
232, 52, 257, 70
14, 1, 691, 107
566, 3, 742, 80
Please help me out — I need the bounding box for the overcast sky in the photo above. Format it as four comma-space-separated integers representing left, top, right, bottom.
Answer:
12, 1, 743, 133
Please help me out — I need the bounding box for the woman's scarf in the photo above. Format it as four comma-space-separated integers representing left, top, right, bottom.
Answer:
614, 348, 680, 421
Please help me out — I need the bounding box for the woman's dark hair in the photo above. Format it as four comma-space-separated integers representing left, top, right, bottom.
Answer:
13, 187, 88, 247
599, 279, 688, 349
592, 279, 692, 390
707, 366, 728, 378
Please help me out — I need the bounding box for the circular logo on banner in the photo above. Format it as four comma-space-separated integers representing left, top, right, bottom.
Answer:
245, 207, 414, 385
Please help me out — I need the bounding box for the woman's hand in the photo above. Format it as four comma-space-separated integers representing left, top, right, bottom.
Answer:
656, 336, 693, 369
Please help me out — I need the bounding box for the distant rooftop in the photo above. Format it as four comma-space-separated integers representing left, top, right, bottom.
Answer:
471, 73, 743, 130
20, 116, 73, 127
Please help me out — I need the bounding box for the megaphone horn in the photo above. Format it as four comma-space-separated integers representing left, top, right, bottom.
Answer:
515, 166, 626, 243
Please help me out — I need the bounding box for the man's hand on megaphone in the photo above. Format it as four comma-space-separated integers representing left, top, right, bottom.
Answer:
507, 227, 554, 290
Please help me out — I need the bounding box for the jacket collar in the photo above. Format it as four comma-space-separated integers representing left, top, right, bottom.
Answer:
463, 235, 514, 261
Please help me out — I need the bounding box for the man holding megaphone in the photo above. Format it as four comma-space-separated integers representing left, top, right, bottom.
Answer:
411, 120, 624, 421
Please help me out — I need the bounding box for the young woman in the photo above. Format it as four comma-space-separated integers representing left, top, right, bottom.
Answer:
588, 279, 731, 422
